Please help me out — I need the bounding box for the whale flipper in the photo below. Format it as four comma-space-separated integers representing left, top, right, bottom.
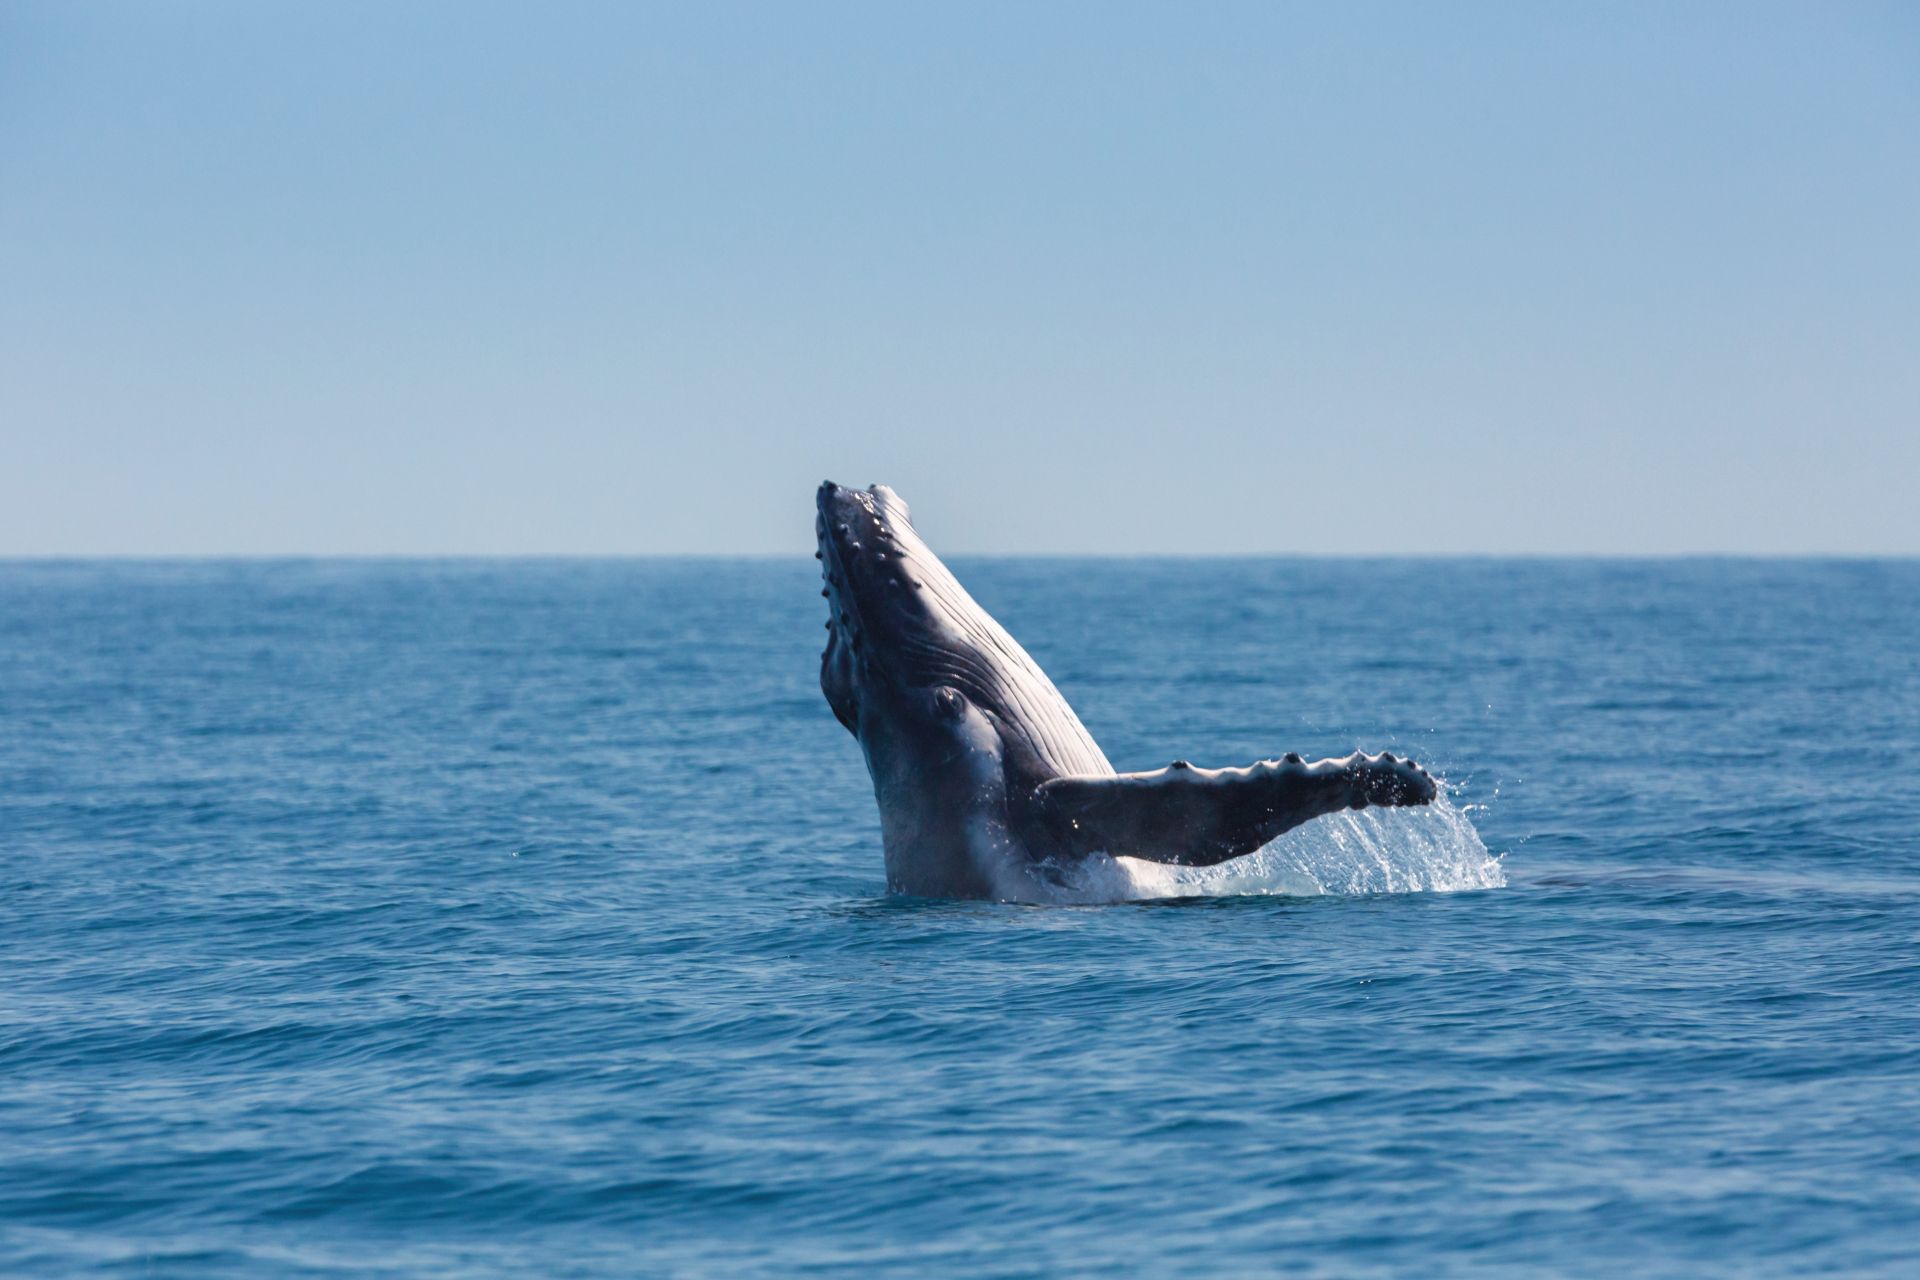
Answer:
1034, 752, 1438, 867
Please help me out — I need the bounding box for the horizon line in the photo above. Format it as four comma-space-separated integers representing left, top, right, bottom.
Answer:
5, 550, 1917, 563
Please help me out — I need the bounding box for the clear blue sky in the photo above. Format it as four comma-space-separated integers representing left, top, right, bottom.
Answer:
3, 2, 1915, 554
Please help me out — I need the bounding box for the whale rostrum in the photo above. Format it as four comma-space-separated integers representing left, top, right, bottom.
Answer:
817, 480, 1437, 900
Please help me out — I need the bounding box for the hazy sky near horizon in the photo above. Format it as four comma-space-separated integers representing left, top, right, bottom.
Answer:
4, 2, 1917, 555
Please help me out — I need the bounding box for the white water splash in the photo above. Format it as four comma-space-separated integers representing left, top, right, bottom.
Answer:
1035, 793, 1504, 904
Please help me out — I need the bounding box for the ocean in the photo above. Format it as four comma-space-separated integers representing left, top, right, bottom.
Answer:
4, 557, 1917, 1277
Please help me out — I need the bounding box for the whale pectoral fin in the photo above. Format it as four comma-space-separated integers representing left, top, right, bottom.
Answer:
1034, 752, 1438, 867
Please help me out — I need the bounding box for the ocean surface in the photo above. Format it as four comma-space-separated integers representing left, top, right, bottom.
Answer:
4, 557, 1918, 1277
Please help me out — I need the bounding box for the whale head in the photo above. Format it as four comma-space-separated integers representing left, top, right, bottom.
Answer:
814, 480, 1110, 784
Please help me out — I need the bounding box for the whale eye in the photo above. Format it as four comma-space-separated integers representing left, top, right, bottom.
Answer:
932, 686, 965, 720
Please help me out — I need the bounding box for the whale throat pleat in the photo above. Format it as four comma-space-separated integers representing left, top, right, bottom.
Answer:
914, 558, 1112, 779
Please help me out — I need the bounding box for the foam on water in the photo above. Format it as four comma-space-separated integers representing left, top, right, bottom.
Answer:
1038, 791, 1504, 904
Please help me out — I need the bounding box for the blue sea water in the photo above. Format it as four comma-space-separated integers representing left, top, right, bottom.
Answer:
4, 557, 1918, 1277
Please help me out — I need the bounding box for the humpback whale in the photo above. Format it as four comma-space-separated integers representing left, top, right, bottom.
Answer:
816, 481, 1438, 900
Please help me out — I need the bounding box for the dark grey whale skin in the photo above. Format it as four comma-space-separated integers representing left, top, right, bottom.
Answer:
816, 481, 1437, 900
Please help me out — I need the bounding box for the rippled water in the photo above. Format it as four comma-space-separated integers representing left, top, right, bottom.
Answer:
5, 558, 1917, 1276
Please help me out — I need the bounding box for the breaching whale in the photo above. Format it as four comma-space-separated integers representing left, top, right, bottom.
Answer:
816, 481, 1438, 900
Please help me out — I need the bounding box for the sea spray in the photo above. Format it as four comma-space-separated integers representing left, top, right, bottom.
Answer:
1043, 792, 1503, 903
